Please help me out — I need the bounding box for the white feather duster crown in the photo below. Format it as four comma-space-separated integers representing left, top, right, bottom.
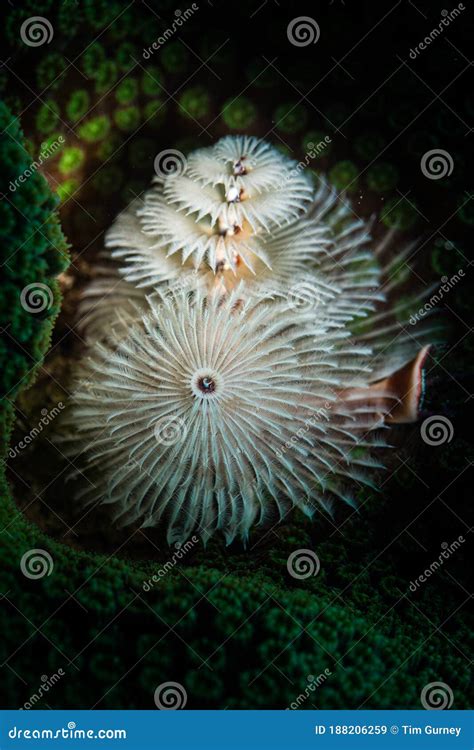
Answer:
65, 135, 433, 545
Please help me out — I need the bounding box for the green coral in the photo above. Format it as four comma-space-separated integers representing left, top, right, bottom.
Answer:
35, 100, 60, 135
329, 161, 359, 193
354, 132, 386, 161
56, 177, 80, 202
58, 147, 85, 175
381, 196, 419, 230
77, 115, 110, 143
94, 62, 118, 95
35, 52, 67, 91
141, 67, 164, 97
66, 90, 90, 123
178, 86, 210, 120
222, 97, 257, 130
114, 106, 140, 132
81, 43, 106, 78
161, 41, 189, 73
143, 100, 167, 126
115, 77, 139, 105
0, 102, 68, 400
274, 102, 308, 133
116, 42, 137, 72
366, 162, 399, 193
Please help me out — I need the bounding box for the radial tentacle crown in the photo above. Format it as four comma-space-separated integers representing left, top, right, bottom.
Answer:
64, 135, 434, 545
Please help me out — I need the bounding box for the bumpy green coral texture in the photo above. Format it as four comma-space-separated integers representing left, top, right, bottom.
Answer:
0, 103, 69, 401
